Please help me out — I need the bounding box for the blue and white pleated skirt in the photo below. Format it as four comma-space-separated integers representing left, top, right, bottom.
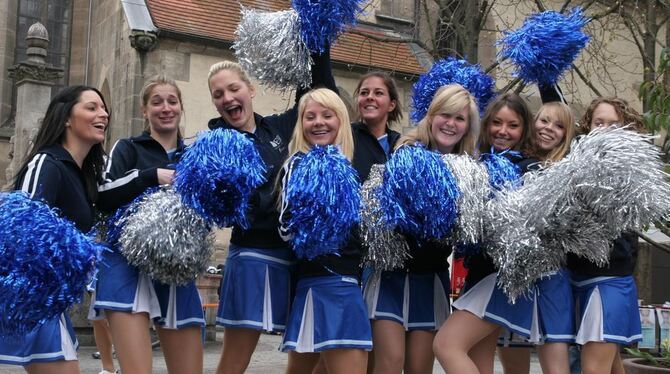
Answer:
535, 269, 575, 343
216, 245, 294, 332
363, 270, 450, 331
0, 314, 77, 366
93, 250, 204, 329
572, 275, 642, 345
453, 273, 536, 339
281, 275, 373, 353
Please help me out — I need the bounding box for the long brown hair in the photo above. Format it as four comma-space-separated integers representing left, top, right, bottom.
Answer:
479, 92, 534, 154
579, 97, 645, 134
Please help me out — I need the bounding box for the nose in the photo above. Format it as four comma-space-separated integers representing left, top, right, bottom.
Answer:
498, 124, 509, 135
222, 90, 234, 103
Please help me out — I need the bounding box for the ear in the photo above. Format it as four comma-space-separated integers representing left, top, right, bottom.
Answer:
249, 84, 256, 99
388, 100, 397, 113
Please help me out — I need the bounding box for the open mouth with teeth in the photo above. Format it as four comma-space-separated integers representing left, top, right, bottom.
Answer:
93, 123, 106, 130
538, 132, 554, 142
225, 105, 243, 121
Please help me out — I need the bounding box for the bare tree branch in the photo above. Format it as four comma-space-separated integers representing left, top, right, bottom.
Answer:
590, 0, 623, 21
580, 0, 599, 12
501, 77, 523, 93
636, 230, 670, 255
572, 63, 603, 97
533, 0, 547, 12
559, 0, 574, 13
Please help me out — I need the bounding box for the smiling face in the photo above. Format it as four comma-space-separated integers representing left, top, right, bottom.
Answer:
142, 84, 182, 136
209, 68, 256, 132
66, 90, 109, 146
534, 106, 566, 152
487, 105, 524, 152
302, 99, 340, 146
357, 76, 397, 127
430, 105, 470, 154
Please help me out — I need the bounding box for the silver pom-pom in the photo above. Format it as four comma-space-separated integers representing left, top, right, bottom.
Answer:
119, 188, 215, 285
233, 7, 312, 92
491, 126, 670, 301
442, 154, 490, 248
360, 164, 411, 271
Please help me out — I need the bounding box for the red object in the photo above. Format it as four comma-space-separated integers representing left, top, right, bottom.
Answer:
451, 257, 468, 298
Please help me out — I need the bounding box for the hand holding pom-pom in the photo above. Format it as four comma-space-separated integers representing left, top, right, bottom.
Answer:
174, 129, 266, 228
0, 192, 102, 337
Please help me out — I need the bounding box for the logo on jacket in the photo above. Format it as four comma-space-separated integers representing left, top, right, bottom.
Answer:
270, 135, 282, 150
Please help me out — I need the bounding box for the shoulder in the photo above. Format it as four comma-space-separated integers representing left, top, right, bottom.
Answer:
16, 151, 63, 195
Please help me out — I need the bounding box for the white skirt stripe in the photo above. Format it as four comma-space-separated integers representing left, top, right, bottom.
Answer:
575, 286, 604, 344
295, 289, 315, 352
263, 265, 274, 331
433, 273, 450, 328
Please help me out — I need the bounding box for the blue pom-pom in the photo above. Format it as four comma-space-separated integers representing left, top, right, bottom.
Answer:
480, 152, 521, 191
410, 57, 496, 123
105, 187, 159, 246
292, 0, 365, 53
285, 146, 361, 259
379, 145, 460, 240
0, 192, 102, 337
497, 8, 590, 85
174, 129, 267, 228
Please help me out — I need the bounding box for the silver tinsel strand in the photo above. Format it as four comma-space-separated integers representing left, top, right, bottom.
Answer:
233, 7, 312, 92
442, 154, 490, 247
119, 188, 215, 285
489, 127, 670, 301
359, 164, 411, 271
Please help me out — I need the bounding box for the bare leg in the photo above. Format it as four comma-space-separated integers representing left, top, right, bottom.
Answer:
25, 360, 80, 374
610, 349, 624, 374
106, 310, 152, 374
92, 318, 115, 373
581, 342, 618, 374
537, 342, 570, 374
433, 310, 500, 374
404, 330, 436, 374
215, 327, 261, 374
286, 351, 321, 374
370, 320, 405, 374
498, 346, 531, 374
468, 329, 499, 374
156, 325, 203, 373
322, 348, 368, 374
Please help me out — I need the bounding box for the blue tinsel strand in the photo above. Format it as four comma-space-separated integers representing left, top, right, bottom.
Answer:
285, 146, 361, 259
379, 145, 460, 240
410, 57, 496, 123
174, 129, 267, 228
105, 187, 159, 246
0, 192, 102, 337
497, 7, 590, 85
479, 151, 521, 192
292, 0, 365, 53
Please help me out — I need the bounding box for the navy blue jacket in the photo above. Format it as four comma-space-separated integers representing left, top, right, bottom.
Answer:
567, 233, 638, 276
97, 131, 184, 213
207, 48, 338, 249
351, 122, 401, 183
15, 144, 95, 232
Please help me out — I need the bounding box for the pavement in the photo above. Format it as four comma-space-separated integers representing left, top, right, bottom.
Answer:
0, 331, 544, 373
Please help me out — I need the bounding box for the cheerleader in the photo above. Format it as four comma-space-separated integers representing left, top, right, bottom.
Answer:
363, 84, 479, 374
434, 92, 536, 374
207, 50, 337, 374
567, 97, 644, 374
94, 75, 204, 374
0, 86, 109, 373
278, 88, 371, 374
527, 101, 577, 374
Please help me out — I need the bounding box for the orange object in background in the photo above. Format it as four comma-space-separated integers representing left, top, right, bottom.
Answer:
450, 256, 468, 299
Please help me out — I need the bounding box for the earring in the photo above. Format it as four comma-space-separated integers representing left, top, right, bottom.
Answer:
65, 122, 71, 127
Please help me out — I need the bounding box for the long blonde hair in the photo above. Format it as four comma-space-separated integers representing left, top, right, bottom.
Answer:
533, 102, 575, 162
287, 88, 354, 161
398, 84, 480, 156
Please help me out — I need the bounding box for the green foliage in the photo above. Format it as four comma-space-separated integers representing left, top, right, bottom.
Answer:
625, 339, 670, 368
640, 48, 670, 134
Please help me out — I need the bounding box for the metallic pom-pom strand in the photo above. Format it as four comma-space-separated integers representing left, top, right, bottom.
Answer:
489, 127, 670, 301
497, 7, 590, 85
0, 192, 102, 337
292, 0, 366, 54
119, 188, 214, 285
359, 164, 411, 271
441, 154, 490, 252
174, 129, 267, 229
285, 146, 361, 260
105, 187, 159, 246
234, 7, 312, 91
410, 57, 496, 122
379, 144, 460, 240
